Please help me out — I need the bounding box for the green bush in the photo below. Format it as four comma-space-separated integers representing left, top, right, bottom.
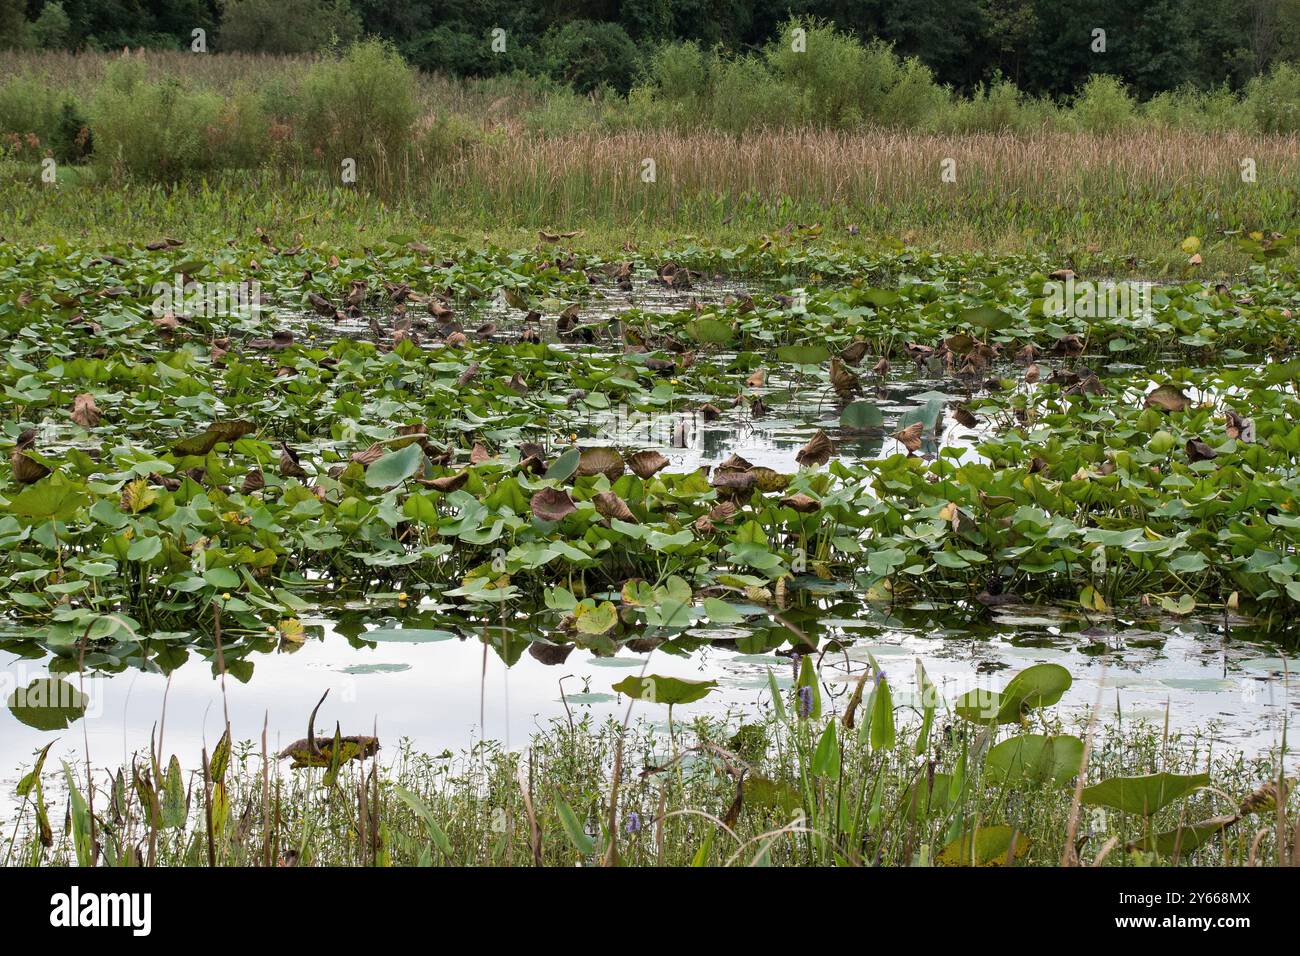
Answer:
90, 57, 222, 180
539, 20, 641, 95
706, 54, 805, 133
1071, 74, 1137, 134
53, 99, 93, 163
0, 74, 61, 142
1244, 63, 1300, 134
298, 40, 419, 168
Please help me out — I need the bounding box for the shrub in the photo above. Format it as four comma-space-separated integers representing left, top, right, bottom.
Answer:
648, 40, 708, 102
539, 20, 641, 95
1244, 63, 1300, 134
297, 40, 418, 168
1071, 74, 1136, 134
90, 57, 222, 179
767, 19, 871, 128
0, 74, 61, 142
52, 99, 92, 163
706, 54, 805, 133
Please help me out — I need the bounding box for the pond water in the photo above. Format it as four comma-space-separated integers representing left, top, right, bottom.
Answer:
3, 272, 1298, 805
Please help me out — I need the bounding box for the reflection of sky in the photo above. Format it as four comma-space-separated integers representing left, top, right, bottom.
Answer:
4, 599, 1297, 806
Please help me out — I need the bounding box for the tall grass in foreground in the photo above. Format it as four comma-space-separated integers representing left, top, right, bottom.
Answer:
3, 706, 1291, 867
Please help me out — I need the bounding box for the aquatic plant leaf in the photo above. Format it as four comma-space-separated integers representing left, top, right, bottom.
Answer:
611, 674, 717, 705
574, 601, 619, 635
7, 678, 87, 731
627, 450, 669, 479
555, 795, 595, 855
545, 447, 581, 481
984, 733, 1084, 787
577, 447, 624, 481
172, 420, 254, 457
812, 722, 841, 779
939, 825, 1030, 866
364, 628, 456, 643
365, 443, 425, 488
1144, 384, 1192, 412
9, 473, 88, 519
795, 430, 834, 467
1081, 771, 1210, 815
995, 663, 1071, 722
840, 400, 883, 431
531, 487, 577, 522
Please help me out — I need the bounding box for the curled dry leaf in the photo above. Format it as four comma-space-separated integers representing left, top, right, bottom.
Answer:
780, 493, 820, 513
1185, 439, 1217, 462
576, 447, 625, 481
469, 442, 493, 464
829, 358, 860, 398
795, 430, 835, 467
531, 487, 577, 522
746, 368, 767, 388
10, 429, 50, 484
1144, 384, 1192, 413
593, 490, 635, 522
840, 340, 869, 365
418, 471, 469, 493
279, 442, 307, 478
627, 450, 669, 479
893, 422, 924, 454
241, 469, 265, 494
71, 393, 101, 428
953, 405, 978, 428
350, 443, 385, 467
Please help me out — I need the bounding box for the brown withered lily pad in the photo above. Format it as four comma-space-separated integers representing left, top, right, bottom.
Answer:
781, 493, 821, 513
712, 468, 756, 495
577, 447, 625, 481
593, 491, 635, 522
840, 340, 869, 364
71, 393, 101, 428
795, 430, 835, 467
279, 442, 307, 478
350, 443, 385, 467
531, 487, 577, 522
718, 453, 753, 471
830, 358, 859, 398
1145, 384, 1192, 412
893, 422, 924, 454
469, 442, 493, 464
173, 420, 255, 457
627, 450, 669, 479
417, 471, 469, 493
1186, 439, 1218, 462
241, 469, 265, 494
750, 467, 790, 492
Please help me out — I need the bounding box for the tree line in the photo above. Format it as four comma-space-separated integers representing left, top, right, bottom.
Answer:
2, 0, 1299, 100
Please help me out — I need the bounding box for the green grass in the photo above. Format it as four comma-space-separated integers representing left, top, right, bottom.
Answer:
4, 702, 1290, 868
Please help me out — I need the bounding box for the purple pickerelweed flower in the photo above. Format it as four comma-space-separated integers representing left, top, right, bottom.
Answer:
875, 670, 887, 686
797, 685, 813, 718
624, 811, 642, 834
